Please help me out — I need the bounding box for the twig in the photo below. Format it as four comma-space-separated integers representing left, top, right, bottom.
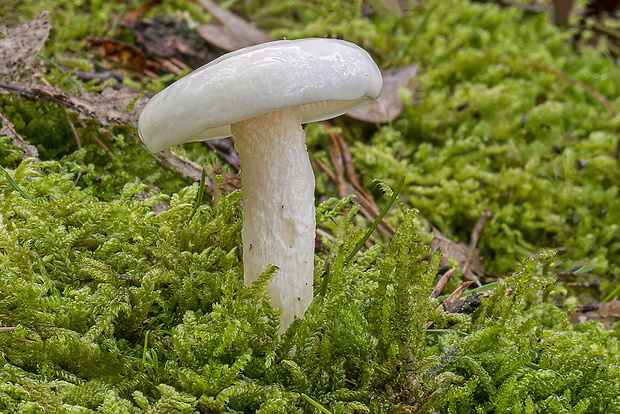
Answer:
322, 125, 396, 237
315, 158, 395, 237
91, 133, 115, 158
431, 268, 456, 299
0, 112, 39, 160
327, 132, 348, 197
468, 207, 492, 250
155, 150, 215, 195
0, 79, 147, 127
64, 112, 82, 149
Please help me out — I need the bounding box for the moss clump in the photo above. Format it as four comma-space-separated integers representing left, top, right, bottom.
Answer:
0, 163, 619, 412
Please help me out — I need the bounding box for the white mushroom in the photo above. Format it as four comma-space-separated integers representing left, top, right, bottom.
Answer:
138, 38, 382, 332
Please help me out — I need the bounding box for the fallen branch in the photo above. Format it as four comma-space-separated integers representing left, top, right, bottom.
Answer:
0, 79, 148, 127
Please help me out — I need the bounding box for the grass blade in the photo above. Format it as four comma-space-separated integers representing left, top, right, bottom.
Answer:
391, 6, 435, 68
301, 394, 333, 414
345, 176, 405, 265
187, 166, 207, 223
0, 164, 35, 203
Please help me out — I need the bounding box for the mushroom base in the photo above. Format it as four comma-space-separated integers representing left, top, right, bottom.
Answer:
232, 108, 315, 333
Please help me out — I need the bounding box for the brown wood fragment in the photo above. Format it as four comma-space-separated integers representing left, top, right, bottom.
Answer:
121, 15, 218, 70
0, 79, 149, 128
431, 268, 455, 299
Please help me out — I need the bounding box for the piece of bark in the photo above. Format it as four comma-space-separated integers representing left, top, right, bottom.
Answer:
347, 64, 418, 123
446, 291, 486, 314
472, 0, 551, 14
552, 0, 576, 24
156, 151, 209, 183
195, 0, 273, 52
0, 10, 50, 78
442, 281, 473, 312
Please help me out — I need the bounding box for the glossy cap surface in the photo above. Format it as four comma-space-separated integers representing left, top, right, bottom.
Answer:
138, 38, 383, 152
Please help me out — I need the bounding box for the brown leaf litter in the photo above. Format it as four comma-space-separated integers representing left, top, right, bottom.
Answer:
347, 63, 419, 124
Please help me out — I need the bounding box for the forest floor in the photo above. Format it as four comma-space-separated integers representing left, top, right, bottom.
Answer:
0, 0, 619, 412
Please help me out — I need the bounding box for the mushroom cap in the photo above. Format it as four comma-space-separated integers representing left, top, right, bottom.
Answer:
138, 38, 383, 152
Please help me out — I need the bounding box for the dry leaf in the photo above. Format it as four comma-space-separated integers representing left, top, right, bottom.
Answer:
431, 226, 485, 285
87, 37, 149, 73
571, 298, 620, 328
376, 0, 411, 15
196, 0, 273, 52
121, 15, 217, 70
347, 63, 418, 123
0, 10, 50, 78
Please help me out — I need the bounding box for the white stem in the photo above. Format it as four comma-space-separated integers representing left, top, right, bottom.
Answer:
231, 108, 315, 332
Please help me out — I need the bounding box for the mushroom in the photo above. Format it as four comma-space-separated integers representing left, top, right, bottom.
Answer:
138, 38, 382, 332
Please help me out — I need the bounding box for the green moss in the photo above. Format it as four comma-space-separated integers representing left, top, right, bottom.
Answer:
0, 161, 618, 411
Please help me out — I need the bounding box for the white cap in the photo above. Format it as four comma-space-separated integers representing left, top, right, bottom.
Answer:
138, 38, 383, 152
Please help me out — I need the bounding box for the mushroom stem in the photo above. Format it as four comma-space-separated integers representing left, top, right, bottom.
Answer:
231, 108, 315, 332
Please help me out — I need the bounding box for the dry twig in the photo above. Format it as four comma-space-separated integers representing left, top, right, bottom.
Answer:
0, 112, 39, 160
